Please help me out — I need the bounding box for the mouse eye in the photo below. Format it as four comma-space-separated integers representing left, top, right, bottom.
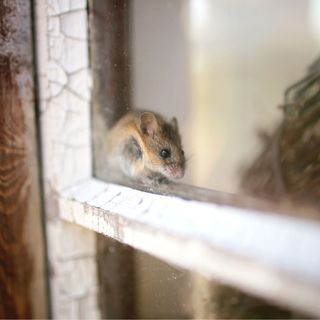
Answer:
160, 148, 171, 158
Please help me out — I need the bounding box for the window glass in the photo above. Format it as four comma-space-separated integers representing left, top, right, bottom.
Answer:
131, 0, 319, 197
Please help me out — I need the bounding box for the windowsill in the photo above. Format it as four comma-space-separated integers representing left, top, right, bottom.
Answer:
59, 177, 320, 317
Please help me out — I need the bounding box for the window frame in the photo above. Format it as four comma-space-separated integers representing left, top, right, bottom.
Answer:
36, 0, 320, 318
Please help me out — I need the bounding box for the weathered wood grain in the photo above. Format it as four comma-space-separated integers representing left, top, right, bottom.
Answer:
0, 51, 33, 320
0, 0, 48, 318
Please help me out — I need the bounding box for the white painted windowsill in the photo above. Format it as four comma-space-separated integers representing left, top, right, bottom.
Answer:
59, 177, 320, 317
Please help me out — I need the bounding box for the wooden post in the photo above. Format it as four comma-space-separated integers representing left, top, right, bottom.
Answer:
89, 0, 136, 318
0, 0, 48, 318
89, 0, 131, 174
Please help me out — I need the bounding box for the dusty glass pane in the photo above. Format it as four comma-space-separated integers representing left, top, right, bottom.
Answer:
131, 0, 319, 200
133, 249, 294, 319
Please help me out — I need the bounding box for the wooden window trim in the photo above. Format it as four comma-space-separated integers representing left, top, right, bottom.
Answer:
0, 1, 48, 317
36, 0, 320, 318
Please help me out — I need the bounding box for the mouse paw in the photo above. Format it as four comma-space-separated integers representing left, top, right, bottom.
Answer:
139, 174, 169, 186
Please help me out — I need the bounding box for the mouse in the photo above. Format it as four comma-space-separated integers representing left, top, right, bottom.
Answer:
105, 110, 186, 184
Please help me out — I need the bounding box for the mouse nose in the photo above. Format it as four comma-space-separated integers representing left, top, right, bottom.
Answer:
169, 165, 184, 179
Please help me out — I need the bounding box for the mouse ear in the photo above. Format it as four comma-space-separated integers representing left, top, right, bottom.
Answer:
171, 117, 178, 131
139, 112, 158, 136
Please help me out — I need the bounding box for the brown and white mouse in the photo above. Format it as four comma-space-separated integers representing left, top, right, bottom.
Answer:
106, 110, 186, 183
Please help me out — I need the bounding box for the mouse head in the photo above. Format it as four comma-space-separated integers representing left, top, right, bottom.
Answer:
137, 112, 186, 179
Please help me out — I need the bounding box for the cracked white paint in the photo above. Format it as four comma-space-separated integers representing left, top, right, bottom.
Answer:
41, 0, 91, 190
36, 0, 98, 318
60, 11, 88, 39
